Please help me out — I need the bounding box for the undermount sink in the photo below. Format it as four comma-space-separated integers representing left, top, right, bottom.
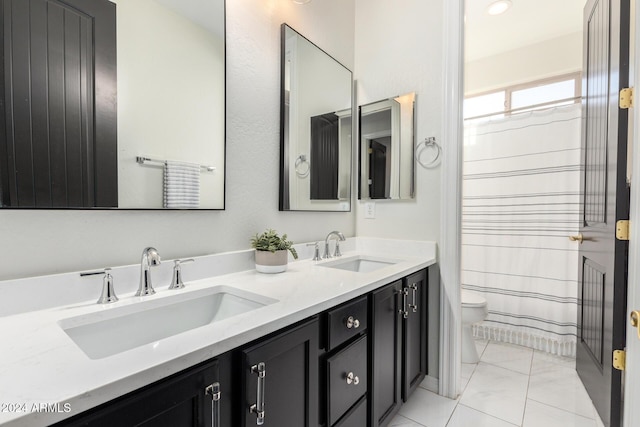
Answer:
318, 255, 399, 273
59, 286, 277, 359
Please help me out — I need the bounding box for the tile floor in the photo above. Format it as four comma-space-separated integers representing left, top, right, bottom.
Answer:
389, 339, 606, 427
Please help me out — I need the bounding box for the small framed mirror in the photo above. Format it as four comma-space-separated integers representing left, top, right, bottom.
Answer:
279, 24, 353, 212
358, 93, 416, 200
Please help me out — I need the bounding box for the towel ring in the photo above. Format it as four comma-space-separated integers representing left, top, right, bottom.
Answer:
295, 155, 310, 178
416, 137, 441, 169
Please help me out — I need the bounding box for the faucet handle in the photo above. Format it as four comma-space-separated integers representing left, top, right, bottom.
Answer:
80, 268, 118, 304
169, 259, 195, 290
306, 242, 321, 261
334, 241, 343, 258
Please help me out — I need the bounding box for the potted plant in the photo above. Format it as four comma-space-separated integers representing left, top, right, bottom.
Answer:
250, 229, 298, 273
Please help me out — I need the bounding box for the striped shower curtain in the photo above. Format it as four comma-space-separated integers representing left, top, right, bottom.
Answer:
462, 104, 582, 357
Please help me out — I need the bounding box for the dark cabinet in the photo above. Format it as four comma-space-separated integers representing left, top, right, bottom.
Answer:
370, 280, 403, 427
402, 269, 428, 400
327, 335, 368, 426
322, 296, 368, 427
326, 296, 367, 351
55, 355, 232, 427
370, 269, 428, 427
240, 317, 320, 427
333, 397, 367, 427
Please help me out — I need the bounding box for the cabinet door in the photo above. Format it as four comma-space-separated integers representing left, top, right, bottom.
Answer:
402, 269, 428, 401
370, 280, 402, 427
241, 317, 320, 427
56, 358, 227, 427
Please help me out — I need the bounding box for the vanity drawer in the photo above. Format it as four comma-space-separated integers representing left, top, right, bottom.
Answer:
327, 296, 367, 350
327, 335, 368, 426
333, 396, 367, 427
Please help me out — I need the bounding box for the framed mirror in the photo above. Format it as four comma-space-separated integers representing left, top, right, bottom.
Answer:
358, 93, 416, 200
279, 24, 352, 212
0, 0, 225, 209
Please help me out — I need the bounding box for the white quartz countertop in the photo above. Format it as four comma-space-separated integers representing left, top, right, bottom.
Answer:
0, 239, 435, 426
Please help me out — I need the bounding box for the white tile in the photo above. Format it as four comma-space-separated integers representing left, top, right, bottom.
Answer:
527, 360, 595, 418
523, 399, 596, 427
593, 404, 605, 427
418, 375, 439, 393
531, 350, 575, 372
448, 404, 519, 427
481, 341, 534, 375
461, 362, 477, 380
398, 388, 458, 427
475, 339, 489, 357
388, 414, 426, 427
459, 362, 529, 425
460, 375, 470, 394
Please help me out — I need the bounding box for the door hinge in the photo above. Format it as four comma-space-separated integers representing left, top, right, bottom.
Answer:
620, 87, 634, 109
616, 220, 630, 241
613, 349, 626, 371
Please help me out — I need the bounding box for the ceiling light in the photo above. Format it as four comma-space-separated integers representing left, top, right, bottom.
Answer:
292, 0, 312, 4
487, 0, 512, 16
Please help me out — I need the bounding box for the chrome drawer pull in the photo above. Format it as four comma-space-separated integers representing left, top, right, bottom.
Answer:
345, 316, 360, 329
345, 371, 360, 385
399, 288, 409, 319
250, 362, 266, 425
409, 283, 418, 313
205, 382, 221, 427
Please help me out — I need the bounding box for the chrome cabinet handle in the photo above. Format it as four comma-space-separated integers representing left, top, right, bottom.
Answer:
250, 362, 266, 425
205, 382, 221, 427
345, 316, 360, 329
409, 283, 418, 313
345, 371, 360, 385
398, 288, 409, 319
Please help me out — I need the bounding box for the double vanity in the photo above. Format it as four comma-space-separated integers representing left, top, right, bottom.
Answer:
0, 238, 435, 427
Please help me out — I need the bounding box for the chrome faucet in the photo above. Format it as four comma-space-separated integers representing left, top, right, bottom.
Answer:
80, 267, 118, 304
323, 231, 346, 259
137, 247, 161, 296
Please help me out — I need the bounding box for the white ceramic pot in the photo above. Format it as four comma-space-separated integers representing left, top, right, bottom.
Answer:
255, 250, 288, 273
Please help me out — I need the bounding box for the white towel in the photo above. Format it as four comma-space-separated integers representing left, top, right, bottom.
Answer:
164, 161, 200, 208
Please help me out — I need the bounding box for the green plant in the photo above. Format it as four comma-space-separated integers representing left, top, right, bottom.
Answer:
250, 229, 298, 259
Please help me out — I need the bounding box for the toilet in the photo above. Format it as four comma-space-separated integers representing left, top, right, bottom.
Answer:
461, 290, 488, 363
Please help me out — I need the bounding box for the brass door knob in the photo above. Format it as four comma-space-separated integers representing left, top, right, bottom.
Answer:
631, 310, 640, 339
569, 233, 584, 243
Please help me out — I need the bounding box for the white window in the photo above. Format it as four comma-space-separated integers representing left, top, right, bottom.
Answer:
463, 91, 505, 120
464, 73, 581, 121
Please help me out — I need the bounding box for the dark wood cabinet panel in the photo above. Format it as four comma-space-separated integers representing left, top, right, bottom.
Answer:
241, 317, 320, 427
370, 280, 403, 427
402, 269, 428, 401
327, 335, 367, 426
54, 356, 229, 427
327, 296, 368, 351
334, 396, 367, 427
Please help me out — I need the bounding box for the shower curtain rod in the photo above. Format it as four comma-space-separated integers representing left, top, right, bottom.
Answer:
465, 96, 582, 121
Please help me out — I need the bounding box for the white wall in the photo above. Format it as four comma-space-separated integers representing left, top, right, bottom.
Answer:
0, 0, 356, 280
465, 32, 582, 95
354, 0, 443, 243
